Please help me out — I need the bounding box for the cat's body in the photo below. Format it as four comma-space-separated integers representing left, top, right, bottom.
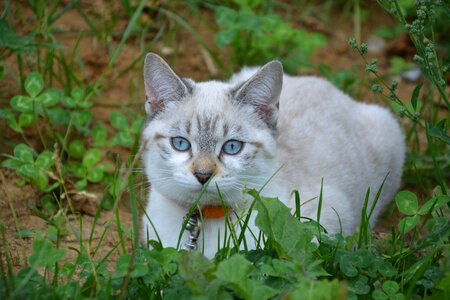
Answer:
141, 53, 405, 258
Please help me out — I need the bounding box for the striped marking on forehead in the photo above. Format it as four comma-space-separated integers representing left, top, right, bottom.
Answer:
196, 114, 220, 152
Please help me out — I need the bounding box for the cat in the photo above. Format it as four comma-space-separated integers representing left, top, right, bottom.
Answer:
140, 52, 405, 258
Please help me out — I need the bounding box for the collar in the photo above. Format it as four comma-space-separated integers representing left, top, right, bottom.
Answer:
200, 205, 229, 219
182, 205, 230, 251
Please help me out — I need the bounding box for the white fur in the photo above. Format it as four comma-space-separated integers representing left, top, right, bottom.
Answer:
141, 56, 405, 258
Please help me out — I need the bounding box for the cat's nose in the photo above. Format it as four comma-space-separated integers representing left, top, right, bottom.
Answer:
194, 172, 212, 185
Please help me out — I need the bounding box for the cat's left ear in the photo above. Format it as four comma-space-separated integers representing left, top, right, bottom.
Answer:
233, 61, 283, 129
143, 53, 191, 118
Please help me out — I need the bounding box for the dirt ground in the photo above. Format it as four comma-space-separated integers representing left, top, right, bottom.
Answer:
0, 2, 424, 273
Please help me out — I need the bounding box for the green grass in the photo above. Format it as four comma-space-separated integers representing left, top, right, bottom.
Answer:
1, 0, 449, 299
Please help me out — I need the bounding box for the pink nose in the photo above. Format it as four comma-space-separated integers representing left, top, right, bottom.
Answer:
194, 172, 212, 185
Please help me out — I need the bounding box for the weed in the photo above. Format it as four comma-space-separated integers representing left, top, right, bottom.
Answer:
214, 1, 327, 73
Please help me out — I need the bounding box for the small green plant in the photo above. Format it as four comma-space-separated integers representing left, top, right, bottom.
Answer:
1, 144, 59, 192
1, 188, 448, 299
318, 64, 364, 96
67, 147, 108, 190
214, 1, 327, 73
109, 112, 144, 149
0, 72, 141, 196
4, 72, 61, 133
349, 0, 449, 193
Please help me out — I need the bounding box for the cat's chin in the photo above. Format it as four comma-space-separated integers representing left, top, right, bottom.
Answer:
156, 186, 241, 209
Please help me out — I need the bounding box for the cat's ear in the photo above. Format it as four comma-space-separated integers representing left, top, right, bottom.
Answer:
143, 53, 191, 117
233, 61, 283, 129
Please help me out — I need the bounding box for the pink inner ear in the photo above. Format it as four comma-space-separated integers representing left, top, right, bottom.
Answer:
149, 96, 165, 112
256, 104, 274, 119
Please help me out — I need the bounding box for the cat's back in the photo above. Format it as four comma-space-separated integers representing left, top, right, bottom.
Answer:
274, 74, 404, 208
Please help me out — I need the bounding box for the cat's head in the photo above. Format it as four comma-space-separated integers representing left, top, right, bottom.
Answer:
141, 53, 283, 209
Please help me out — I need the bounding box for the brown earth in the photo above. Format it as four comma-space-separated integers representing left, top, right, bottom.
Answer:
0, 1, 430, 273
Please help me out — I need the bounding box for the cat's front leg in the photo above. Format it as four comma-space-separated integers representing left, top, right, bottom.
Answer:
141, 189, 189, 249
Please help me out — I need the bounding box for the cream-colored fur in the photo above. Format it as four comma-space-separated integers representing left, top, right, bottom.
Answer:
141, 54, 405, 258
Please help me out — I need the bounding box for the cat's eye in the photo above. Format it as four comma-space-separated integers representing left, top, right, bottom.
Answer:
171, 137, 191, 152
222, 140, 243, 155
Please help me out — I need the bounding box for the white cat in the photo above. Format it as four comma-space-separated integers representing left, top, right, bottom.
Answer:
141, 53, 405, 258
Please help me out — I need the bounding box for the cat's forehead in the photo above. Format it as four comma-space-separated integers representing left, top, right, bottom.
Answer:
191, 81, 233, 112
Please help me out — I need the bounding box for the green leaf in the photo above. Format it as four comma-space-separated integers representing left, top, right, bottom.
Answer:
28, 238, 66, 268
390, 294, 405, 300
82, 149, 101, 168
15, 229, 33, 239
34, 170, 49, 191
71, 110, 92, 128
395, 191, 418, 215
60, 263, 76, 277
1, 109, 23, 133
418, 195, 450, 215
37, 89, 60, 107
1, 158, 23, 169
372, 289, 388, 300
253, 191, 316, 264
41, 195, 56, 214
377, 261, 397, 277
130, 118, 144, 133
410, 83, 422, 111
352, 275, 370, 295
47, 108, 70, 126
289, 278, 344, 299
110, 112, 128, 129
78, 101, 93, 109
16, 164, 36, 179
398, 215, 420, 234
75, 179, 87, 190
116, 131, 134, 147
14, 144, 34, 163
339, 255, 358, 277
0, 19, 36, 53
25, 72, 44, 98
177, 251, 215, 295
44, 182, 60, 193
35, 151, 54, 169
71, 87, 84, 102
130, 263, 148, 278
67, 140, 85, 158
429, 119, 450, 145
70, 162, 85, 178
382, 280, 399, 295
18, 112, 37, 127
216, 254, 278, 299
87, 168, 104, 183
62, 96, 76, 108
92, 125, 108, 146
216, 254, 253, 285
114, 254, 131, 278
11, 95, 33, 112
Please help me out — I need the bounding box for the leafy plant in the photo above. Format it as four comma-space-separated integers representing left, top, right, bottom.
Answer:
67, 148, 109, 190
214, 1, 327, 73
109, 112, 144, 149
1, 188, 448, 299
1, 144, 59, 192
349, 0, 449, 193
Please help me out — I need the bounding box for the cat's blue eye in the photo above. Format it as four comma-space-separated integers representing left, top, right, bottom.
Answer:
222, 140, 243, 155
171, 137, 191, 152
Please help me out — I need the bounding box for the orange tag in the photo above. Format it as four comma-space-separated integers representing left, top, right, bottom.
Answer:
201, 206, 228, 219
